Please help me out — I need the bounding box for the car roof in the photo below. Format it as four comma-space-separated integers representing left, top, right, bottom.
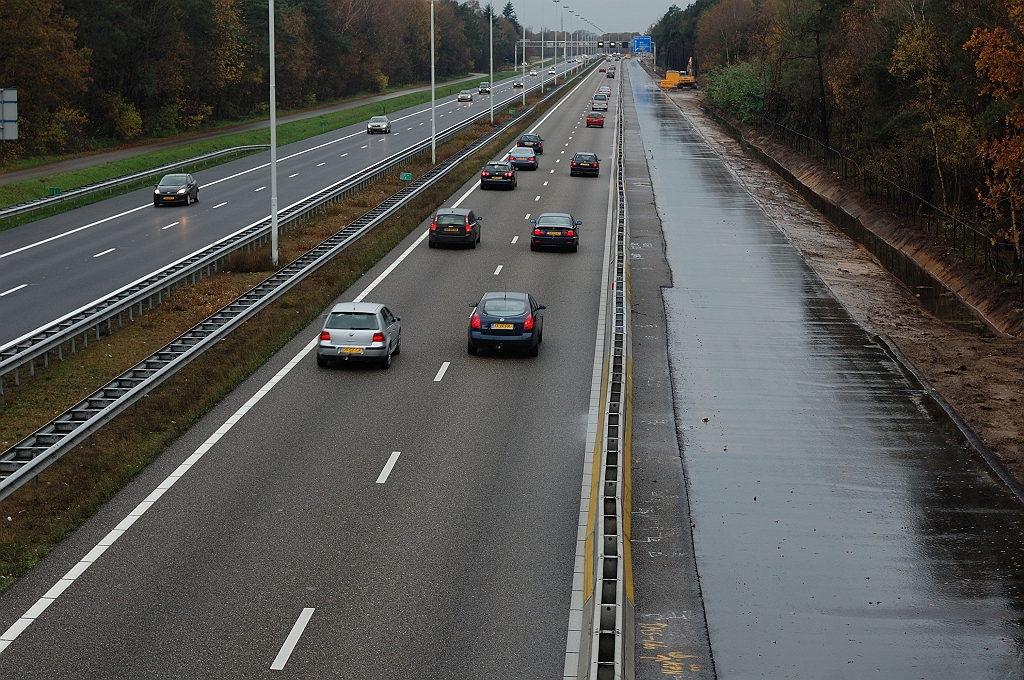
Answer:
520, 133, 540, 138
436, 207, 471, 216
537, 212, 573, 219
328, 302, 383, 314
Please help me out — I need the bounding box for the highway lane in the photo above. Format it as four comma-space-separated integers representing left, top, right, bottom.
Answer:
0, 66, 615, 677
0, 63, 582, 347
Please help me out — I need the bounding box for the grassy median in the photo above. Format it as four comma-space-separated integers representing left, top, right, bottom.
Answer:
0, 71, 584, 593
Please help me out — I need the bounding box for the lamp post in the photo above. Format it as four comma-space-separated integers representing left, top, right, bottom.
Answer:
269, 0, 279, 266
430, 0, 436, 164
521, 1, 527, 106
489, 2, 493, 124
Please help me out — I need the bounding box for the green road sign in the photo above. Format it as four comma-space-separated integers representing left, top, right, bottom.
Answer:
400, 172, 413, 181
49, 187, 61, 196
509, 109, 515, 115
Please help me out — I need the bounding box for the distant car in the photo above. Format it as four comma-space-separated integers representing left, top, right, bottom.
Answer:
586, 112, 605, 127
592, 94, 609, 111
508, 146, 539, 170
429, 208, 482, 248
517, 133, 544, 154
154, 173, 199, 206
316, 302, 401, 369
513, 79, 525, 88
570, 152, 600, 177
597, 86, 611, 95
458, 90, 474, 102
366, 115, 391, 133
480, 161, 517, 190
548, 67, 557, 75
468, 291, 545, 357
530, 212, 581, 252
606, 69, 615, 79
599, 66, 607, 72
478, 81, 491, 93
529, 69, 538, 76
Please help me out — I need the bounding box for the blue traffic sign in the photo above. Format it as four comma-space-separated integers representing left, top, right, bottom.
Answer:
633, 36, 652, 54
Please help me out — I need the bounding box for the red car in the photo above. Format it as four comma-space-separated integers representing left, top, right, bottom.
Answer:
586, 113, 605, 128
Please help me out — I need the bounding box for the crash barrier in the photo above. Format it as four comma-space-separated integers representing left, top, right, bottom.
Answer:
578, 78, 635, 680
0, 65, 595, 397
0, 62, 599, 501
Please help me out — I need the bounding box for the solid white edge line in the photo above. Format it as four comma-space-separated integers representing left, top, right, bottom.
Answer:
433, 361, 451, 382
270, 607, 315, 670
0, 284, 28, 297
563, 64, 615, 679
376, 452, 402, 484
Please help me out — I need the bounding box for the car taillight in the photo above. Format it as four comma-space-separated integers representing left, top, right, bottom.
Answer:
566, 230, 575, 236
471, 312, 482, 329
465, 216, 471, 227
482, 171, 490, 177
533, 228, 544, 236
524, 314, 535, 330
529, 157, 535, 161
504, 172, 513, 177
372, 332, 385, 343
430, 219, 437, 231
320, 331, 331, 341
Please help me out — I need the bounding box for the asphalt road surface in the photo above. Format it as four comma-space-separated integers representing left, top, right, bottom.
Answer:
0, 67, 615, 678
0, 63, 577, 348
629, 60, 1024, 678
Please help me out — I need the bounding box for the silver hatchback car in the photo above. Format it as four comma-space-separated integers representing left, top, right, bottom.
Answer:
317, 302, 401, 369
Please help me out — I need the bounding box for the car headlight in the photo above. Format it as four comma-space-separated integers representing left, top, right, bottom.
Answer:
177, 187, 187, 194
154, 189, 160, 194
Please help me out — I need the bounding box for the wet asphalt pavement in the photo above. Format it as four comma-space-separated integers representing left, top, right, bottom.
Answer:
629, 61, 1024, 678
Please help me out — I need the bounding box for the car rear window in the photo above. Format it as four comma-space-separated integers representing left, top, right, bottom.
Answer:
521, 135, 539, 142
326, 312, 380, 330
481, 299, 528, 316
436, 214, 466, 226
538, 215, 573, 227
594, 95, 607, 101
484, 164, 509, 172
511, 148, 533, 157
575, 154, 597, 162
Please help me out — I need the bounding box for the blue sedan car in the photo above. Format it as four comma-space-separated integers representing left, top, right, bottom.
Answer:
467, 291, 545, 356
509, 146, 539, 170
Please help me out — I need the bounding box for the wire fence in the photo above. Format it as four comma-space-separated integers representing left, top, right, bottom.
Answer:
755, 117, 1023, 299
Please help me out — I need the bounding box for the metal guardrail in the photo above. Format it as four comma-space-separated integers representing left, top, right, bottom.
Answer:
0, 145, 270, 223
0, 63, 595, 501
579, 80, 635, 680
0, 69, 587, 395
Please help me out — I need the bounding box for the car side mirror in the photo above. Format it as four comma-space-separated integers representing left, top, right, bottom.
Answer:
476, 216, 483, 220
575, 221, 582, 226
470, 302, 478, 308
396, 316, 401, 322
538, 304, 547, 310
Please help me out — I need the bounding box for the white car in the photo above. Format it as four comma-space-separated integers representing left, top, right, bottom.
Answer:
530, 70, 538, 76
548, 67, 556, 75
457, 90, 474, 102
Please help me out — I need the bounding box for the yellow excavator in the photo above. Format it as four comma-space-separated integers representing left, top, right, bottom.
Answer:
660, 58, 696, 89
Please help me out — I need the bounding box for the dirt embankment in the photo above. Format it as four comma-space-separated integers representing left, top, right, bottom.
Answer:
661, 88, 1024, 484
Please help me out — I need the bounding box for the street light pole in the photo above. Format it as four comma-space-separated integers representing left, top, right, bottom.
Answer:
521, 0, 527, 107
489, 2, 493, 124
269, 0, 279, 267
430, 0, 436, 164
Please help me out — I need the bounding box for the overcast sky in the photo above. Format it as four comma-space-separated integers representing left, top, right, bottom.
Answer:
509, 0, 671, 36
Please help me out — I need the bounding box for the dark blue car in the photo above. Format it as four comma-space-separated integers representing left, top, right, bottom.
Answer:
467, 291, 546, 356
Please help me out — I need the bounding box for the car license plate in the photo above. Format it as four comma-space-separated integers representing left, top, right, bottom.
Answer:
163, 196, 174, 200
444, 227, 460, 232
581, 163, 590, 166
547, 230, 562, 236
339, 347, 363, 354
492, 323, 514, 330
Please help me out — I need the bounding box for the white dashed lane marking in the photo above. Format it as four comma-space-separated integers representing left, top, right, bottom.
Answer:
288, 173, 299, 178
1, 284, 28, 297
511, 236, 519, 244
255, 186, 266, 192
493, 265, 503, 275
376, 452, 402, 484
93, 248, 115, 258
433, 362, 451, 382
161, 222, 179, 230
213, 202, 228, 209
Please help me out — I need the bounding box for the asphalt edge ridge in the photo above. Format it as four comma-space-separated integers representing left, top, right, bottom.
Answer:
873, 333, 1024, 504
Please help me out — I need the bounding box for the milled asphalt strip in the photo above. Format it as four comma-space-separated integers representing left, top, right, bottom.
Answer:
562, 76, 621, 680
270, 608, 315, 670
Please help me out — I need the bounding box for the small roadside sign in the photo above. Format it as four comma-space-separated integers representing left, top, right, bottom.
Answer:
509, 109, 516, 115
399, 172, 412, 181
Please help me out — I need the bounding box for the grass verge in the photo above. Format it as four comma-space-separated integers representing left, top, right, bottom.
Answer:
0, 72, 581, 593
0, 69, 521, 227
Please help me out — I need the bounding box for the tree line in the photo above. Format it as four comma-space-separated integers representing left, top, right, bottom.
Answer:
0, 0, 532, 164
649, 0, 1024, 262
